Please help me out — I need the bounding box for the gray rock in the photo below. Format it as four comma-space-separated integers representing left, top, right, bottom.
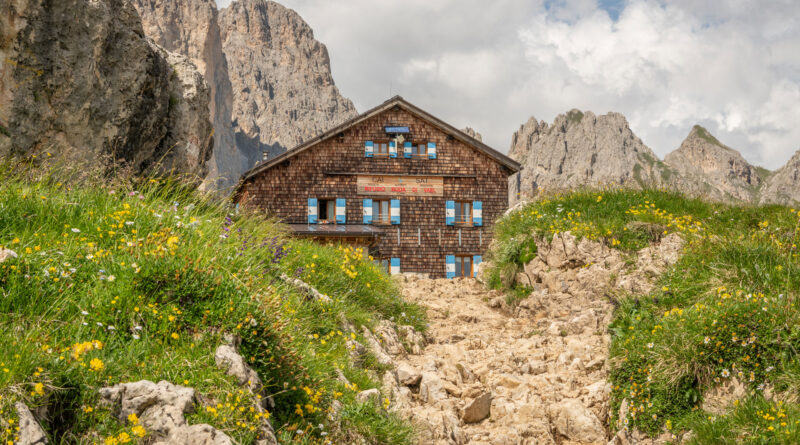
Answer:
99, 380, 195, 435
665, 125, 764, 202
362, 327, 394, 366
219, 0, 357, 168
461, 127, 483, 142
396, 363, 422, 386
152, 424, 233, 445
215, 344, 262, 393
761, 149, 800, 205
0, 0, 212, 179
130, 0, 245, 189
356, 388, 381, 403
509, 110, 668, 203
15, 402, 47, 445
0, 249, 17, 263
442, 411, 468, 444
461, 391, 492, 424
419, 372, 447, 404
549, 398, 606, 443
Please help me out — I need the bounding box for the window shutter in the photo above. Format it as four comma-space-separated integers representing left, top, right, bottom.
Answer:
472, 201, 483, 226
403, 141, 412, 158
390, 257, 400, 275
446, 255, 456, 279
428, 142, 437, 159
362, 199, 373, 224
390, 199, 400, 224
307, 198, 318, 224
336, 198, 346, 224
389, 141, 397, 158
365, 141, 374, 158
445, 200, 455, 226
472, 255, 482, 278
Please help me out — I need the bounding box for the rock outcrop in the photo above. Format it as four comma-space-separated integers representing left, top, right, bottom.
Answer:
664, 125, 765, 202
219, 0, 357, 168
0, 0, 212, 179
15, 402, 48, 445
507, 111, 800, 205
131, 0, 245, 188
760, 149, 800, 205
99, 380, 233, 444
508, 110, 672, 203
461, 127, 483, 142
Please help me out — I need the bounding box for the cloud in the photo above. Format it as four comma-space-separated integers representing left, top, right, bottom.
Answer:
215, 0, 800, 169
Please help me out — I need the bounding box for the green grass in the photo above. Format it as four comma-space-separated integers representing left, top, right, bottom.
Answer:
0, 162, 424, 444
486, 188, 800, 442
693, 124, 731, 151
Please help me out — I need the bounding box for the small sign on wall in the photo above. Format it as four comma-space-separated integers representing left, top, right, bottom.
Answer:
357, 175, 443, 197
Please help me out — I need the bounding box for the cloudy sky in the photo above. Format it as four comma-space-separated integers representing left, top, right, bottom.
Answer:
216, 0, 800, 169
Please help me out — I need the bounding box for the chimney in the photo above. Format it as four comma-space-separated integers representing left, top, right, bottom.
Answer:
262, 151, 268, 161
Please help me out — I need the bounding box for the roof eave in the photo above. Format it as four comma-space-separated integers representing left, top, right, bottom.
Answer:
238, 96, 521, 186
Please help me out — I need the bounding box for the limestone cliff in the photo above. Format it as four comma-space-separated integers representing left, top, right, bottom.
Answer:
219, 0, 357, 169
0, 0, 212, 178
761, 150, 800, 205
461, 127, 483, 142
664, 125, 765, 202
131, 0, 244, 187
508, 110, 672, 202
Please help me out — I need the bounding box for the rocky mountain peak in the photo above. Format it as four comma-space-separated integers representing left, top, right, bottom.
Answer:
509, 109, 667, 202
219, 0, 358, 168
461, 127, 483, 142
664, 125, 765, 202
760, 149, 800, 205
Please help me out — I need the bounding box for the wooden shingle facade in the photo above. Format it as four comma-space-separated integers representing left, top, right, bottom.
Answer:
234, 96, 520, 278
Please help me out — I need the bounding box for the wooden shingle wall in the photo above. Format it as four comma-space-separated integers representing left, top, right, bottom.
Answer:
237, 107, 513, 277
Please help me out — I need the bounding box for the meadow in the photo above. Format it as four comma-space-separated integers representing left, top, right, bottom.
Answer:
486, 188, 800, 444
0, 163, 424, 444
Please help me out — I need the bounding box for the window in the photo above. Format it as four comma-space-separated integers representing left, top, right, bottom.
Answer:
318, 199, 336, 223
412, 143, 427, 157
372, 199, 391, 224
375, 258, 390, 273
455, 201, 472, 225
374, 142, 389, 156
455, 255, 472, 278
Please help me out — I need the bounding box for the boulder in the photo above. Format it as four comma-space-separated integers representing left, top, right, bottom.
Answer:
15, 402, 47, 445
419, 372, 447, 404
461, 392, 492, 424
549, 399, 606, 443
0, 249, 17, 263
215, 344, 262, 393
375, 320, 406, 356
396, 363, 422, 386
356, 388, 381, 403
153, 424, 233, 445
442, 411, 468, 444
362, 327, 394, 366
99, 380, 195, 434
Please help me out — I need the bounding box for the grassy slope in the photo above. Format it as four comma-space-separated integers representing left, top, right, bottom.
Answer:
0, 164, 424, 445
487, 188, 800, 444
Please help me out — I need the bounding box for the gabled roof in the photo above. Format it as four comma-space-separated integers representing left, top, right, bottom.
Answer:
239, 96, 521, 183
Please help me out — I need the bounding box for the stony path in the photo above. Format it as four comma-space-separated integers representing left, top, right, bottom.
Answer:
380, 233, 684, 445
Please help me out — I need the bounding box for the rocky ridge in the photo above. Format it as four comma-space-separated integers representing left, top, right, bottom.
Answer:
508, 111, 800, 205
760, 149, 800, 205
0, 0, 212, 179
664, 125, 765, 202
219, 0, 358, 169
361, 230, 686, 445
508, 110, 672, 203
131, 0, 245, 188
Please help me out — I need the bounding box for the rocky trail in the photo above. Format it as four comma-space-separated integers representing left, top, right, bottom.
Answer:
374, 232, 685, 445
